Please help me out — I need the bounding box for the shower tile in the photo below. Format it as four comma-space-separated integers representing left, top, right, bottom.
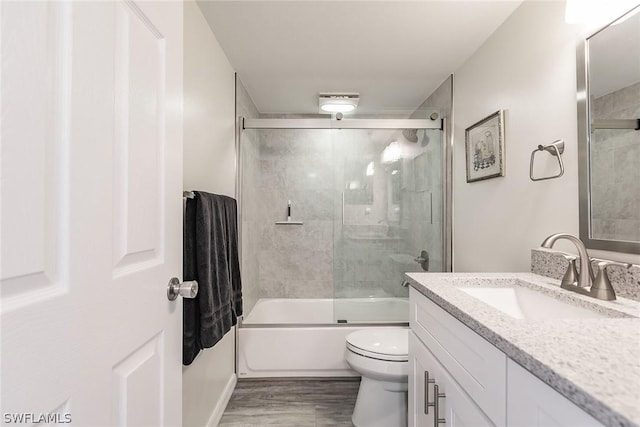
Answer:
290, 188, 334, 220
285, 155, 333, 190
259, 250, 301, 280
334, 260, 356, 283
261, 220, 332, 252
259, 159, 286, 189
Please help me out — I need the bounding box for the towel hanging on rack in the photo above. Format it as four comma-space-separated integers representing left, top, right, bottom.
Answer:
183, 191, 243, 365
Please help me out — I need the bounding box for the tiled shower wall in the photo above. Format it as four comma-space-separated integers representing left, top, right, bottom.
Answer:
590, 81, 640, 241
256, 128, 335, 298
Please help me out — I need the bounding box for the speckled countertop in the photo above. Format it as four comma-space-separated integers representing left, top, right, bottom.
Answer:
406, 272, 640, 427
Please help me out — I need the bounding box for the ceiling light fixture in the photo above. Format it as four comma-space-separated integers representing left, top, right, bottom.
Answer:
319, 93, 359, 114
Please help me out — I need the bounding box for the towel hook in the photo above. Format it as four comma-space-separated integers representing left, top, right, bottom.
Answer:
530, 139, 565, 181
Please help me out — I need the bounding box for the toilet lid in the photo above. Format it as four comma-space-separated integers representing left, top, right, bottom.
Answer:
346, 328, 408, 362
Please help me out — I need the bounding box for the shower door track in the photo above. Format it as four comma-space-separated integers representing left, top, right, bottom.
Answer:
242, 117, 443, 130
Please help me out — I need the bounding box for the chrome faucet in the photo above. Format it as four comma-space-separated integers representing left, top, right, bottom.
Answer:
540, 233, 630, 301
541, 233, 594, 288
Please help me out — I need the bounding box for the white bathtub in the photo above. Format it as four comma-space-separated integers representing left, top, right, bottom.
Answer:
238, 298, 409, 378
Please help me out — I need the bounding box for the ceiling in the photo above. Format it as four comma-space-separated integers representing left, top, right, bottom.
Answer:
197, 1, 523, 115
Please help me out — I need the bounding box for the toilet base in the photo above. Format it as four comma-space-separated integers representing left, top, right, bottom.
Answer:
352, 376, 408, 427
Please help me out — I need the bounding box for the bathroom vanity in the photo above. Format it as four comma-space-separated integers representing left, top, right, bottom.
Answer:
406, 273, 640, 427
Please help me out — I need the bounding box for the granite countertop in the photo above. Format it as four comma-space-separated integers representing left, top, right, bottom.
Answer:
406, 272, 640, 427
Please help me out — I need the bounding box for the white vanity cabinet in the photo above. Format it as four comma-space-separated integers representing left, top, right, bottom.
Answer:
409, 331, 494, 427
409, 287, 507, 426
409, 287, 605, 427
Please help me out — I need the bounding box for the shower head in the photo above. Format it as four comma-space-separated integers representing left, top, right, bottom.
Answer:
402, 129, 418, 143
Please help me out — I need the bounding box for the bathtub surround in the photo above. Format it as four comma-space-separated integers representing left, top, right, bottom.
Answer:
531, 248, 640, 301
182, 2, 237, 426
256, 128, 335, 298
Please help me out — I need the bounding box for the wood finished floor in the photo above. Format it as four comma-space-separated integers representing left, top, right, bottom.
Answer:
218, 378, 360, 427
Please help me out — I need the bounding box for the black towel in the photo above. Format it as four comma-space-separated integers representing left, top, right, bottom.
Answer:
183, 191, 243, 365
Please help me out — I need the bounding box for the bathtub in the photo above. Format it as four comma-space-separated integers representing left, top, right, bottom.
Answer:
237, 298, 409, 378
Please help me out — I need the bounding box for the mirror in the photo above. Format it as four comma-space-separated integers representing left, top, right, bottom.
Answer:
577, 5, 640, 254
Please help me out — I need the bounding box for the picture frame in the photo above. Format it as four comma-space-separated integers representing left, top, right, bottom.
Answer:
465, 110, 505, 182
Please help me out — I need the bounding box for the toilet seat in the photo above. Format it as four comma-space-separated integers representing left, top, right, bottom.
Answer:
346, 329, 408, 362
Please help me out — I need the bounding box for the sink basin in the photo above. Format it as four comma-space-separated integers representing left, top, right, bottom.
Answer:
459, 287, 610, 320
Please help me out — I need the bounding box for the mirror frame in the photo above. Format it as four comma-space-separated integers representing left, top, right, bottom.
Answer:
576, 7, 640, 255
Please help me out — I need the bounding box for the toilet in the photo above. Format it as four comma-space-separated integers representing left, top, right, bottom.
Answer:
345, 328, 409, 427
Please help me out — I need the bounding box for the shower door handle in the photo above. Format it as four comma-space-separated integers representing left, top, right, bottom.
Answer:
167, 277, 198, 301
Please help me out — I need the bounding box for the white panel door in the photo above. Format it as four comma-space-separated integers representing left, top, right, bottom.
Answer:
1, 1, 183, 425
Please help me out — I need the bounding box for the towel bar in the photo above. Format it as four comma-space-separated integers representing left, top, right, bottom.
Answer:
530, 139, 565, 182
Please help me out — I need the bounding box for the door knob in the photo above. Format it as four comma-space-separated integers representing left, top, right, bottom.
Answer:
167, 277, 198, 301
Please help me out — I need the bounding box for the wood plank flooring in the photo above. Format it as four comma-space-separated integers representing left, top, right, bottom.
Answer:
218, 378, 360, 427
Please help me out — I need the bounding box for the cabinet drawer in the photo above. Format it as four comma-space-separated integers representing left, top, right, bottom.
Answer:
410, 287, 507, 426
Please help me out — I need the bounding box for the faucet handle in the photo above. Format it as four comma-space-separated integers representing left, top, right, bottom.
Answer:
560, 255, 579, 289
590, 258, 632, 269
589, 260, 629, 301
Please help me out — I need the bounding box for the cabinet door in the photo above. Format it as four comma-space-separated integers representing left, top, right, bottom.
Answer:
439, 367, 495, 427
507, 360, 603, 427
409, 331, 432, 427
410, 332, 495, 427
410, 287, 506, 426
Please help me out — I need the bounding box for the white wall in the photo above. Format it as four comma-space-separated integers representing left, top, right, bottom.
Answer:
182, 2, 237, 426
183, 1, 236, 195
453, 1, 588, 272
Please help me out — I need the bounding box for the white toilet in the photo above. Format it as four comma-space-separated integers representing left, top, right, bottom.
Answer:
345, 328, 409, 427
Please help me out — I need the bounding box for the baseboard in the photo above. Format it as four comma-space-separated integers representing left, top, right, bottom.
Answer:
206, 374, 237, 427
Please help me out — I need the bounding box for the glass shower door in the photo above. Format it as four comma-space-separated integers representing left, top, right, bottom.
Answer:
332, 127, 444, 323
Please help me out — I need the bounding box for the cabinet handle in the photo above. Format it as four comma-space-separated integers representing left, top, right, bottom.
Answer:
433, 384, 446, 425
424, 371, 435, 414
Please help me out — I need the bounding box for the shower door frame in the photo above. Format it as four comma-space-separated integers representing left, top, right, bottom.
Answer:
243, 117, 442, 130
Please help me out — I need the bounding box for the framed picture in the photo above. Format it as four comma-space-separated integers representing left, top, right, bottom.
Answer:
465, 110, 505, 182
